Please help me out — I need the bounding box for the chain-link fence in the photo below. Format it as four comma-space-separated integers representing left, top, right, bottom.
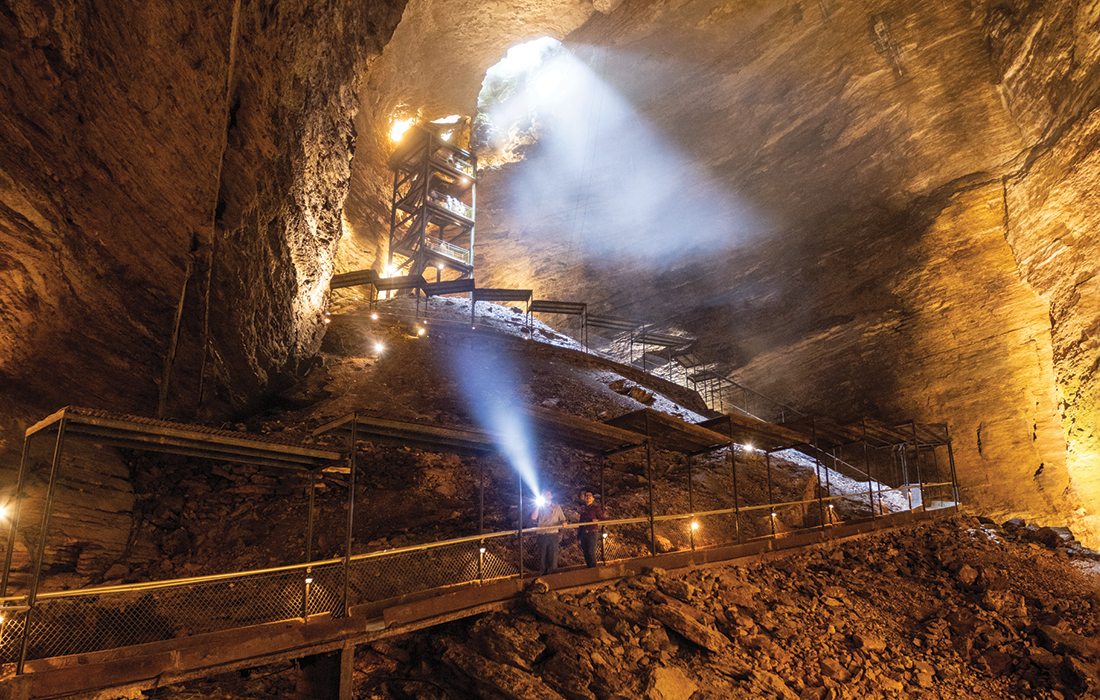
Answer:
0, 480, 955, 668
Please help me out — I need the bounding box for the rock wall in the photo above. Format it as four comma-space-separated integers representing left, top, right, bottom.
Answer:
341, 1, 1098, 542
0, 0, 406, 446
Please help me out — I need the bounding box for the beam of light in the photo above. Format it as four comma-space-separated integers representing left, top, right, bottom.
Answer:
448, 337, 540, 498
475, 38, 763, 262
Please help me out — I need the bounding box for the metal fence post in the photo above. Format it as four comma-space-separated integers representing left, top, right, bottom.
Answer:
810, 420, 826, 533
644, 414, 657, 557
730, 441, 741, 544
765, 450, 776, 539
1, 434, 31, 597
18, 417, 68, 674
342, 416, 358, 618
517, 473, 524, 579
687, 454, 695, 551
946, 436, 960, 507
303, 470, 317, 620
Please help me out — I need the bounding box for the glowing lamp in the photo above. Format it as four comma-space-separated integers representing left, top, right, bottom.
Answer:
743, 443, 754, 451
601, 532, 608, 539
304, 577, 313, 585
370, 312, 379, 321
436, 263, 445, 271
478, 547, 487, 554
373, 341, 385, 354
689, 520, 700, 531
389, 117, 415, 143
322, 317, 332, 325
770, 511, 777, 518
416, 327, 426, 337
0, 504, 8, 521
534, 495, 547, 508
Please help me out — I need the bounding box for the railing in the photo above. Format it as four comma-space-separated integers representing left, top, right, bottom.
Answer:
423, 236, 472, 265
0, 482, 956, 668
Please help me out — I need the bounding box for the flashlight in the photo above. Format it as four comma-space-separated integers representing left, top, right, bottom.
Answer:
534, 495, 546, 508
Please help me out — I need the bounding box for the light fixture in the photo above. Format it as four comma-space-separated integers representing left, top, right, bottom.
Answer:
370, 312, 379, 321
304, 577, 313, 585
478, 547, 486, 554
459, 176, 470, 185
373, 341, 385, 354
743, 443, 754, 451
322, 317, 332, 325
389, 117, 415, 143
689, 520, 700, 531
601, 532, 608, 539
436, 263, 445, 271
534, 495, 546, 508
770, 511, 777, 518
416, 326, 426, 337
0, 504, 8, 521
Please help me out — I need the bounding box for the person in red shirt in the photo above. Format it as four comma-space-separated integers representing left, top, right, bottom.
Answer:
577, 490, 605, 568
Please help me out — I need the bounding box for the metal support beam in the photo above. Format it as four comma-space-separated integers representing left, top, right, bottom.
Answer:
18, 418, 68, 674
765, 450, 776, 539
517, 473, 524, 579
1, 434, 31, 596
644, 414, 656, 557
342, 417, 357, 617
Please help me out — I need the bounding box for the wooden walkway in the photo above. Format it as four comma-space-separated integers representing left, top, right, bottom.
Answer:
0, 509, 952, 699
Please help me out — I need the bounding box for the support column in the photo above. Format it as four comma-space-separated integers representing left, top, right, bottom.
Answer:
297, 644, 356, 700
765, 450, 776, 539
644, 414, 656, 557
686, 454, 695, 551
303, 470, 317, 619
1, 435, 32, 596
946, 437, 960, 506
729, 442, 741, 544
342, 417, 358, 617
19, 418, 68, 674
517, 472, 524, 579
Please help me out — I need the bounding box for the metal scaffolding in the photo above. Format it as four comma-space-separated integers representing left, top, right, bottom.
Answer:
388, 123, 477, 281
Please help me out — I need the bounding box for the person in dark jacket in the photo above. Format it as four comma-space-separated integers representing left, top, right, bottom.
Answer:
577, 490, 605, 568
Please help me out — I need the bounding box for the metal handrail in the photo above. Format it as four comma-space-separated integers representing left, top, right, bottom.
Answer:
1, 482, 958, 609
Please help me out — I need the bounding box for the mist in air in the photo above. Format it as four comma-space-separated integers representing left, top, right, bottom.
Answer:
475, 37, 762, 262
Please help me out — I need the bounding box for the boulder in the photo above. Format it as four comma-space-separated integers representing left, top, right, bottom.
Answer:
646, 665, 697, 700
441, 639, 565, 700
648, 602, 731, 653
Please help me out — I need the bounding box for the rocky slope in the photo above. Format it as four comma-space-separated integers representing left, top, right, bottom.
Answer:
340, 0, 1100, 544
167, 515, 1100, 698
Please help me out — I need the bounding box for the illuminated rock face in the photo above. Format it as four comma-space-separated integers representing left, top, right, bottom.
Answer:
0, 1, 405, 452
344, 2, 1099, 542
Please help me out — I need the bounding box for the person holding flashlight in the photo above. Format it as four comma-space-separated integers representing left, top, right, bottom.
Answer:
531, 489, 566, 575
